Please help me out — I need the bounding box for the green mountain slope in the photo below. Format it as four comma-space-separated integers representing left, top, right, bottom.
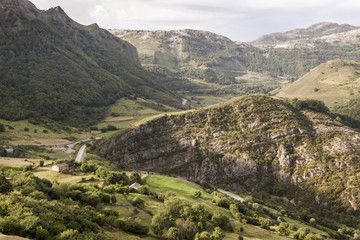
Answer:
277, 59, 360, 119
99, 95, 360, 219
0, 0, 182, 127
110, 29, 287, 97
111, 23, 360, 97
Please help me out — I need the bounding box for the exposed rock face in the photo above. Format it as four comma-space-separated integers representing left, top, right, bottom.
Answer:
100, 95, 360, 208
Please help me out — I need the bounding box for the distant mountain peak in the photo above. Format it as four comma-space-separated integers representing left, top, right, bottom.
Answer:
251, 22, 359, 47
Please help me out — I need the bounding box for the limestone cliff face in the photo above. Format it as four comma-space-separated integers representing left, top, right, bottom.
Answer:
99, 95, 360, 208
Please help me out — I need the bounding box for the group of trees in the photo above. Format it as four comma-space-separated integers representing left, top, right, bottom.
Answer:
150, 198, 231, 240
0, 152, 150, 240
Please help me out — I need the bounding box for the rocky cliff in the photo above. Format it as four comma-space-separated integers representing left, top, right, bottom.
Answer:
100, 95, 360, 209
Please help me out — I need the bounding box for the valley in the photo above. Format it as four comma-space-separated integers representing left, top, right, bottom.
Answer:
1, 0, 360, 240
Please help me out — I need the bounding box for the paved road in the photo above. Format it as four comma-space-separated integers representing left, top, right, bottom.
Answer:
217, 189, 244, 202
75, 144, 86, 162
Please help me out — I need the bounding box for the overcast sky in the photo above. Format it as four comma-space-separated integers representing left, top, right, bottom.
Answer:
30, 0, 360, 41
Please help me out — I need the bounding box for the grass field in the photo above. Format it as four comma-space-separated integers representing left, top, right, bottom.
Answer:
145, 175, 214, 201
277, 59, 360, 108
0, 157, 45, 167
94, 97, 178, 138
33, 166, 101, 184
0, 119, 91, 146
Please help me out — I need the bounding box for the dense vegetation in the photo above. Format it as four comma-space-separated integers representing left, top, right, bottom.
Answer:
100, 95, 360, 233
0, 0, 181, 127
3, 152, 360, 239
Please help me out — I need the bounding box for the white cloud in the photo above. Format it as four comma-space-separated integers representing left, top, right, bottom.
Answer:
30, 0, 360, 41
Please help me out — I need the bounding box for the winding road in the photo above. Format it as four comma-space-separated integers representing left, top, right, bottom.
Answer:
75, 144, 87, 162
217, 189, 244, 202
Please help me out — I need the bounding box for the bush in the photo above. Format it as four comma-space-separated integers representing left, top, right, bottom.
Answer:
23, 165, 33, 172
114, 219, 148, 235
193, 190, 202, 198
137, 186, 149, 195
0, 173, 13, 194
131, 197, 145, 208
0, 146, 6, 157
39, 160, 44, 167
167, 227, 181, 240
107, 125, 117, 131
0, 123, 5, 132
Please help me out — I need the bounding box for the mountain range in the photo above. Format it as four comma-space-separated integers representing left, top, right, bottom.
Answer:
0, 0, 182, 127
110, 22, 360, 101
250, 22, 360, 47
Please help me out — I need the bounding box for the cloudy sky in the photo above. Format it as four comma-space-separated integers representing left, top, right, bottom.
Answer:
30, 0, 360, 41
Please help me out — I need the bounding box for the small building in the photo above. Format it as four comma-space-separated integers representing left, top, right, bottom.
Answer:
129, 182, 141, 190
52, 163, 70, 172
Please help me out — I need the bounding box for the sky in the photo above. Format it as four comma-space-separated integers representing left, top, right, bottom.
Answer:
30, 0, 360, 41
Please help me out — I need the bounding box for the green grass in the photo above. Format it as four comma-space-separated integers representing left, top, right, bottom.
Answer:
277, 59, 360, 108
145, 175, 214, 200
33, 166, 101, 184
0, 119, 91, 146
94, 97, 178, 138
33, 151, 70, 160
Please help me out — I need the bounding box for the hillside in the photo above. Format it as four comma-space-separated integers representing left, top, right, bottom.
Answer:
99, 95, 360, 215
251, 22, 360, 48
277, 59, 360, 119
0, 0, 182, 127
110, 29, 287, 97
111, 24, 360, 99
0, 150, 354, 240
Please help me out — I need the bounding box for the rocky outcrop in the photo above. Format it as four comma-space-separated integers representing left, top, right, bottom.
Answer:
99, 95, 360, 208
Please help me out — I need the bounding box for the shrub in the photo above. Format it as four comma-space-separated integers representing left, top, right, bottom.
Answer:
114, 219, 148, 235
193, 190, 202, 198
131, 197, 145, 208
167, 227, 181, 240
0, 174, 13, 194
137, 186, 149, 195
23, 165, 33, 172
0, 123, 5, 132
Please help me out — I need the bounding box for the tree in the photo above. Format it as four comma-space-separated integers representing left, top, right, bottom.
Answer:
150, 215, 166, 235
168, 227, 181, 240
211, 212, 232, 231
0, 173, 13, 194
131, 197, 145, 208
137, 185, 149, 195
193, 190, 202, 198
130, 172, 142, 184
0, 123, 5, 132
211, 227, 225, 240
0, 146, 6, 157
107, 125, 117, 131
195, 231, 211, 240
39, 160, 44, 167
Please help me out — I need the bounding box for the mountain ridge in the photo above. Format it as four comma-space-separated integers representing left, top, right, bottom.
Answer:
251, 22, 360, 47
0, 0, 182, 126
99, 95, 360, 210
